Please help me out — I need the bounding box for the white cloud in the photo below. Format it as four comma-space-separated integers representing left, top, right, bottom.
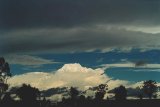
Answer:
96, 58, 104, 63
133, 69, 160, 72
107, 80, 129, 90
124, 26, 160, 34
101, 63, 160, 70
120, 59, 128, 62
98, 24, 160, 34
5, 54, 58, 66
101, 63, 134, 70
7, 63, 160, 100
8, 63, 128, 91
100, 48, 115, 53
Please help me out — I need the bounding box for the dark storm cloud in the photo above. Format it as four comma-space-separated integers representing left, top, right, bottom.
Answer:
0, 0, 160, 54
1, 27, 160, 54
0, 0, 160, 29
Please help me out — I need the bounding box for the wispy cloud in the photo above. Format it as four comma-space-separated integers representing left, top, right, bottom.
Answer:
101, 63, 160, 70
5, 54, 59, 66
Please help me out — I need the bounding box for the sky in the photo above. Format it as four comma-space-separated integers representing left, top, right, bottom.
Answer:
1, 0, 160, 93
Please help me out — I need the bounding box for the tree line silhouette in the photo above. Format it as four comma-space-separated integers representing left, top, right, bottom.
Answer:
0, 57, 160, 107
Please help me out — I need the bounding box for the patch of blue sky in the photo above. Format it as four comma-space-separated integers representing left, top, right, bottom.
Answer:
106, 67, 160, 82
10, 49, 160, 81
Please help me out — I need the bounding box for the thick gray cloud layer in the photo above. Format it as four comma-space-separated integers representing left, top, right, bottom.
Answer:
0, 0, 160, 28
0, 0, 160, 54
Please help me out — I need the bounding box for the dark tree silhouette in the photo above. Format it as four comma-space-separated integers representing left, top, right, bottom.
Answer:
69, 87, 79, 100
143, 80, 158, 99
153, 94, 157, 99
136, 86, 143, 100
114, 85, 127, 100
79, 95, 85, 103
0, 57, 11, 99
2, 92, 13, 102
0, 57, 11, 76
95, 84, 108, 101
16, 84, 40, 103
0, 83, 8, 94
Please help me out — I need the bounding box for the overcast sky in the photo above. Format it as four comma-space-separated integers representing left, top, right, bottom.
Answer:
1, 0, 160, 55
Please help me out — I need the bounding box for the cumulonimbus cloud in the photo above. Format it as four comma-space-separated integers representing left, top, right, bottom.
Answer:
8, 63, 129, 91
8, 63, 160, 101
